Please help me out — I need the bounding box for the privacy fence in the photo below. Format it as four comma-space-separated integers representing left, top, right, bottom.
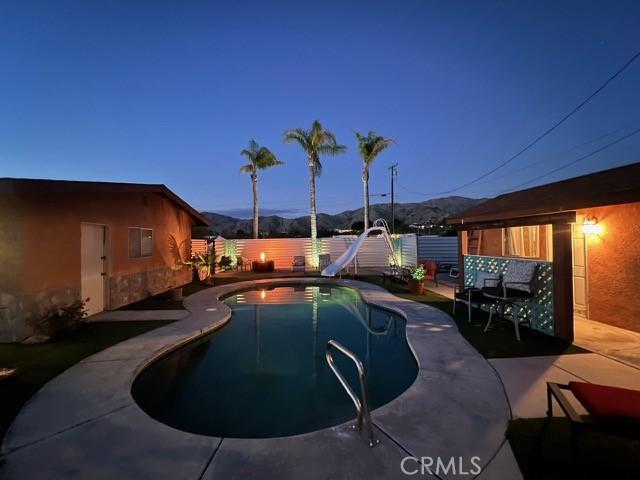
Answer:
212, 234, 418, 272
417, 235, 458, 265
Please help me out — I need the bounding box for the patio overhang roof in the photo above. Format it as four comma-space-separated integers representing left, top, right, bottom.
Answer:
447, 161, 640, 229
458, 211, 576, 231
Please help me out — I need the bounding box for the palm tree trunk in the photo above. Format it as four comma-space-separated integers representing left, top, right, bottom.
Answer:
363, 168, 370, 230
308, 160, 318, 263
252, 172, 259, 239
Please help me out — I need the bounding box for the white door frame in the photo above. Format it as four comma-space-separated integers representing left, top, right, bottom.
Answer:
80, 223, 110, 314
571, 216, 589, 319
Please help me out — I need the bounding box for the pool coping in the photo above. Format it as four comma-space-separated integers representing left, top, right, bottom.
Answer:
0, 278, 521, 480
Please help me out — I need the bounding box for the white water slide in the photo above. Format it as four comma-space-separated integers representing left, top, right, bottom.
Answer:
321, 219, 398, 277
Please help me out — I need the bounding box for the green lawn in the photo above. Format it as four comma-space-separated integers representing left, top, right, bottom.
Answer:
507, 417, 640, 480
0, 320, 174, 443
355, 275, 589, 358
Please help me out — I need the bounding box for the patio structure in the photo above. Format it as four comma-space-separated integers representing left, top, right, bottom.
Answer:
0, 179, 209, 342
447, 162, 640, 343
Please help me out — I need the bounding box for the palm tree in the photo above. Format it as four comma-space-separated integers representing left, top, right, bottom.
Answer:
239, 139, 283, 238
283, 121, 346, 263
355, 131, 394, 230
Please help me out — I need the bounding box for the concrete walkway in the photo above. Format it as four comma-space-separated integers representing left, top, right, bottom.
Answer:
574, 316, 640, 369
87, 309, 189, 322
490, 353, 640, 419
0, 278, 519, 480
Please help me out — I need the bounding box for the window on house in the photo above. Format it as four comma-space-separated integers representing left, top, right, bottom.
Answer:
502, 226, 539, 258
129, 227, 153, 258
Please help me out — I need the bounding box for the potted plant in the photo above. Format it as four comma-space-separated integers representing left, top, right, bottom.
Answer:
186, 252, 215, 283
408, 265, 426, 295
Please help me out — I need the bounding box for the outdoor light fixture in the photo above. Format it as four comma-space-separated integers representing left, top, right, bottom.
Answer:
581, 215, 601, 235
260, 290, 266, 300
260, 252, 266, 262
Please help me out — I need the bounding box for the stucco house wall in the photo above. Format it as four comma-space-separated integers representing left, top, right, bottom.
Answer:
580, 202, 640, 333
0, 181, 204, 342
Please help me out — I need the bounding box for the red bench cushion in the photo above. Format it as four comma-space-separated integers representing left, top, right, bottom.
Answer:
569, 381, 640, 425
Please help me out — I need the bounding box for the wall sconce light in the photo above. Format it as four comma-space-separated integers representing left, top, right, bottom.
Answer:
259, 252, 266, 262
581, 215, 601, 235
260, 290, 266, 300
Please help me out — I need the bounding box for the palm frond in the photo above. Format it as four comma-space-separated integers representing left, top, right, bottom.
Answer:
240, 139, 283, 173
283, 128, 312, 153
317, 144, 346, 156
239, 163, 255, 174
355, 130, 394, 166
254, 146, 285, 170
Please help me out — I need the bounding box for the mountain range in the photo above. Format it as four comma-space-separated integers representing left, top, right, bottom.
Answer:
200, 196, 484, 237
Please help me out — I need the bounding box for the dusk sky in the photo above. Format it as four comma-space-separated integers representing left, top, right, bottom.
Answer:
2, 1, 639, 218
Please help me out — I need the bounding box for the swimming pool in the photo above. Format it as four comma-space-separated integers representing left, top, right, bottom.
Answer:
132, 283, 418, 438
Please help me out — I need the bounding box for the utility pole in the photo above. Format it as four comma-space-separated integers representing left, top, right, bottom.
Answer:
388, 162, 398, 234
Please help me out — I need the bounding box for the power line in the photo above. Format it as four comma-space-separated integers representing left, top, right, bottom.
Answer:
495, 127, 640, 195
406, 48, 640, 197
395, 125, 634, 196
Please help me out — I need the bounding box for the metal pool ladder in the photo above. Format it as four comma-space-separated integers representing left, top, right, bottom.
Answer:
325, 340, 379, 447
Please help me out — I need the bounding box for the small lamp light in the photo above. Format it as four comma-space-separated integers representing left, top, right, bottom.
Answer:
581, 215, 600, 235
259, 252, 266, 262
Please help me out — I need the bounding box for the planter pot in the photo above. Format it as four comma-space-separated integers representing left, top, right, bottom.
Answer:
170, 287, 184, 301
408, 279, 425, 295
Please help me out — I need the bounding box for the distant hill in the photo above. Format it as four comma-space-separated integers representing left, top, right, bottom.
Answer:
200, 196, 484, 237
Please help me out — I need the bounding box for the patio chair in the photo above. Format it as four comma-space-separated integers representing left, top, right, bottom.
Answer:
292, 256, 306, 273
383, 265, 411, 284
218, 255, 233, 271
482, 261, 538, 341
319, 254, 331, 271
546, 381, 640, 457
235, 256, 249, 272
419, 260, 438, 286
453, 271, 500, 323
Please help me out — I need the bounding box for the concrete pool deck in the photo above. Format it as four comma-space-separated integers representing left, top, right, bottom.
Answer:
0, 278, 519, 480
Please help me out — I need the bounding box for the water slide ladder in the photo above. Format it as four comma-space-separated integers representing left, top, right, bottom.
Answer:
325, 340, 379, 447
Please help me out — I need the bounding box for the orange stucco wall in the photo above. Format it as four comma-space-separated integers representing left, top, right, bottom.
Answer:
581, 203, 640, 333
19, 191, 193, 295
0, 185, 197, 341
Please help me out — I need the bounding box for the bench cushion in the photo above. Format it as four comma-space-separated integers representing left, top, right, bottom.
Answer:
569, 381, 640, 426
503, 261, 537, 293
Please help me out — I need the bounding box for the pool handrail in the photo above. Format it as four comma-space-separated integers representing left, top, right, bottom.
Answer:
325, 339, 379, 447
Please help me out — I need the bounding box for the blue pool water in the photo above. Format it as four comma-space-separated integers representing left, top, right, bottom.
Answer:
132, 284, 418, 438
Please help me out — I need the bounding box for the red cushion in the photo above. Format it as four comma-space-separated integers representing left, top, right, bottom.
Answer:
568, 381, 640, 425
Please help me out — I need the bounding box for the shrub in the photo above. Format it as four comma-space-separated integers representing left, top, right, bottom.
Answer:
410, 265, 426, 282
30, 298, 88, 339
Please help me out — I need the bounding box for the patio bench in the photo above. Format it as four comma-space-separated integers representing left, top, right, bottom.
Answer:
382, 266, 411, 284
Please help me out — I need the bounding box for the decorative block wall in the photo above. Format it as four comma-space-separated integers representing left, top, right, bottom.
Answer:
463, 254, 554, 335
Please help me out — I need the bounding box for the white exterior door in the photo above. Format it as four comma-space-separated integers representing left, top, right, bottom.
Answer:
571, 222, 588, 318
81, 224, 106, 316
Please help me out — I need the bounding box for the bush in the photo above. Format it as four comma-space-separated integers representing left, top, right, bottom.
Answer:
30, 299, 88, 339
410, 265, 426, 282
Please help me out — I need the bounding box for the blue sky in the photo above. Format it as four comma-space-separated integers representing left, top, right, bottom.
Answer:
2, 0, 639, 218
